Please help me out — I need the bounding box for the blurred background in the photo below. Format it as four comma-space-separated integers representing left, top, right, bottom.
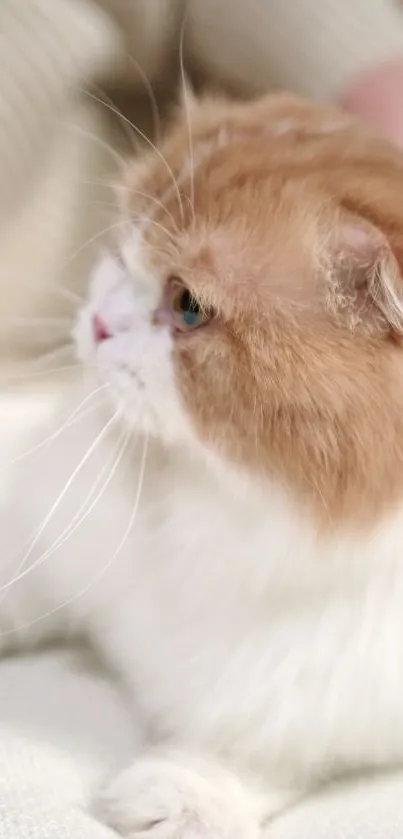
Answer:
1, 0, 403, 379
3, 5, 403, 837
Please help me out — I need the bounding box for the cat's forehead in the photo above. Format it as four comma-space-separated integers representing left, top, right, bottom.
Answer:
125, 99, 355, 276
122, 93, 403, 313
135, 154, 320, 316
126, 91, 398, 229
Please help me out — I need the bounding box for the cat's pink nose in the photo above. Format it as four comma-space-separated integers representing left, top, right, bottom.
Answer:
92, 314, 110, 344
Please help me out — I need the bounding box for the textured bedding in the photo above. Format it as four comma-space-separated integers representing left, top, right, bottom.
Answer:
2, 647, 403, 839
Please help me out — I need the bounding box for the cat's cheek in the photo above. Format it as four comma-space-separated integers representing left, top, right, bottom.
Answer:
104, 331, 194, 445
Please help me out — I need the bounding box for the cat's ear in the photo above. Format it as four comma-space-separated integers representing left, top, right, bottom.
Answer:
326, 215, 403, 336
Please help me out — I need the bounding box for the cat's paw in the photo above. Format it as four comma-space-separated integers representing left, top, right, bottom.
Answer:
99, 753, 261, 839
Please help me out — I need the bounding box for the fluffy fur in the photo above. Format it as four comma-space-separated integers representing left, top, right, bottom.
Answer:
3, 92, 403, 837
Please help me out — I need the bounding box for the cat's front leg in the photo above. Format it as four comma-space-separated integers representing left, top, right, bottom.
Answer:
99, 749, 294, 839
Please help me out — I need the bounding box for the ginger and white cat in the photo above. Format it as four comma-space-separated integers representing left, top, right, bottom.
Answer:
3, 92, 403, 837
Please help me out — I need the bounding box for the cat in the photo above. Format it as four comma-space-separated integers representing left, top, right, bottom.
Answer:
3, 90, 403, 838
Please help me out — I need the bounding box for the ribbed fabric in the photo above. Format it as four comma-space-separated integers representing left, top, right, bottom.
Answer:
186, 0, 403, 99
0, 0, 119, 227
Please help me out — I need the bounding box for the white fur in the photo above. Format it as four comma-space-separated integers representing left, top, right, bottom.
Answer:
3, 245, 403, 837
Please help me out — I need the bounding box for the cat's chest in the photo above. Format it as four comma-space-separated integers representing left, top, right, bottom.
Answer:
99, 470, 403, 766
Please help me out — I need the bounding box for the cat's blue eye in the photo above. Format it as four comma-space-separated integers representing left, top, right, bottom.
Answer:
183, 308, 199, 326
170, 281, 212, 332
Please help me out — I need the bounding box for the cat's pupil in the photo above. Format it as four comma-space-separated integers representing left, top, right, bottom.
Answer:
180, 290, 199, 315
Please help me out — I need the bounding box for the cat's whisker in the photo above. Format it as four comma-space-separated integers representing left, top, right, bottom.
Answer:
0, 316, 74, 325
1, 340, 71, 359
76, 177, 116, 191
0, 427, 133, 640
52, 285, 85, 306
83, 198, 123, 211
3, 429, 147, 636
144, 238, 179, 259
0, 316, 74, 333
0, 404, 122, 595
33, 343, 75, 362
82, 90, 185, 224
0, 347, 79, 389
82, 179, 153, 196
32, 426, 131, 571
67, 430, 148, 591
6, 383, 108, 467
179, 10, 195, 216
20, 283, 84, 311
0, 364, 80, 388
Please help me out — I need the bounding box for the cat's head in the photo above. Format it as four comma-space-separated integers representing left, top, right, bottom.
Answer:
76, 92, 403, 526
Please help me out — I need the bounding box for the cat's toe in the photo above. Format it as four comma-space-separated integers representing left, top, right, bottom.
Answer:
99, 756, 258, 839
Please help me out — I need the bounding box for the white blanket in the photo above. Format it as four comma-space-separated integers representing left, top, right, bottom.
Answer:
2, 649, 403, 839
1, 387, 403, 838
0, 650, 133, 839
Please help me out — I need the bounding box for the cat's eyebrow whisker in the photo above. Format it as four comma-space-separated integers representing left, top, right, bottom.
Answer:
78, 187, 180, 236
82, 90, 185, 225
92, 84, 141, 154
89, 183, 179, 233
183, 190, 196, 231
5, 383, 108, 468
0, 405, 122, 596
146, 246, 178, 264
125, 189, 180, 233
179, 10, 196, 216
78, 170, 182, 240
122, 53, 162, 143
71, 122, 127, 172
146, 242, 176, 257
132, 215, 176, 243
62, 219, 132, 272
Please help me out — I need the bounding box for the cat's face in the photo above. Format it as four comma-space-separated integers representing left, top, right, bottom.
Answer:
76, 93, 403, 526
